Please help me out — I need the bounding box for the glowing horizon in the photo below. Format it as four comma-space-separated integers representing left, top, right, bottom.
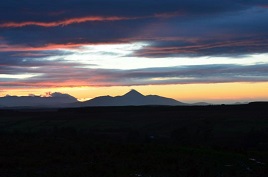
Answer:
2, 82, 268, 104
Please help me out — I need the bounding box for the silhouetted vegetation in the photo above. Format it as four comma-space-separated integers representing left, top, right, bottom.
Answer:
0, 104, 267, 176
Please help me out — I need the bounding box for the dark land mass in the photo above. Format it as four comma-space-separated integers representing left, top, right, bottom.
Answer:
0, 92, 77, 108
0, 90, 187, 108
0, 104, 267, 177
73, 89, 185, 107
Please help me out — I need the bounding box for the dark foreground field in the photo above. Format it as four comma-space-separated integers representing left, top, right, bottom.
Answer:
0, 104, 267, 177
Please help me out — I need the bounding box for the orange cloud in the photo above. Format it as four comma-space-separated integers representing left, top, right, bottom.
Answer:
0, 41, 128, 52
0, 43, 79, 52
0, 11, 183, 28
0, 16, 133, 28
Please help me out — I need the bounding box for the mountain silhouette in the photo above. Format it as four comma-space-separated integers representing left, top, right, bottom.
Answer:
0, 92, 77, 107
190, 102, 211, 106
0, 90, 215, 108
123, 89, 144, 97
74, 89, 185, 107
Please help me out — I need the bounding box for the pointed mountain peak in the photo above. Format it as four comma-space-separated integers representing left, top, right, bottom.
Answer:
123, 89, 144, 97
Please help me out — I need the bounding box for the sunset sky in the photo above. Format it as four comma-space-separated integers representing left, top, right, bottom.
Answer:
1, 0, 268, 103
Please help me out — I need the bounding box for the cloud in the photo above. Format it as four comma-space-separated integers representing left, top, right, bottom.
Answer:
1, 63, 268, 88
0, 0, 242, 21
0, 16, 137, 28
1, 0, 267, 56
0, 42, 86, 52
132, 38, 268, 58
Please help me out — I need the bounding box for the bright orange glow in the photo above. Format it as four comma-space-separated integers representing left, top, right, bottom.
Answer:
1, 82, 268, 104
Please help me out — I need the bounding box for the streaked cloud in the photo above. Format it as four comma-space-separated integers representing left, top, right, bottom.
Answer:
0, 16, 136, 28
133, 38, 268, 57
2, 62, 268, 88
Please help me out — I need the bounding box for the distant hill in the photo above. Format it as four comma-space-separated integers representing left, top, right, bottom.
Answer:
190, 102, 211, 106
248, 101, 268, 107
0, 92, 77, 107
74, 89, 186, 107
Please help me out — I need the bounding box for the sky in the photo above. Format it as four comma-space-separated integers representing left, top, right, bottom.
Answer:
1, 0, 268, 103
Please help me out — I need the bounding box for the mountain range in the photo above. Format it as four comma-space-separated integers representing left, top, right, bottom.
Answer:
0, 90, 210, 108
73, 89, 186, 107
0, 92, 77, 108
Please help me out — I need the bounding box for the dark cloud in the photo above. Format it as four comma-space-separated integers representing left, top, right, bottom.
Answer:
1, 0, 268, 89
1, 63, 268, 88
133, 37, 268, 57
0, 0, 267, 56
0, 0, 244, 21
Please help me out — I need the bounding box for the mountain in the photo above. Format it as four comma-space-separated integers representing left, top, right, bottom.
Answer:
0, 92, 77, 107
74, 89, 185, 107
234, 102, 248, 105
190, 102, 211, 106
